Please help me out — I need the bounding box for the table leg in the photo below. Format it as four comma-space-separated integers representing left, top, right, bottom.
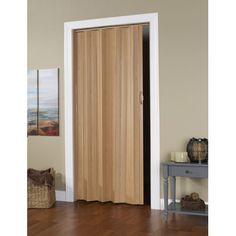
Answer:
163, 165, 169, 221
172, 176, 176, 207
164, 176, 168, 221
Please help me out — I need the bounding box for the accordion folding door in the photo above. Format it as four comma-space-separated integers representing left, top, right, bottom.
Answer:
73, 24, 144, 204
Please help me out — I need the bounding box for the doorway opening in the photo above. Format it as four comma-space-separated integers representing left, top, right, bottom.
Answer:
143, 25, 150, 205
64, 13, 160, 209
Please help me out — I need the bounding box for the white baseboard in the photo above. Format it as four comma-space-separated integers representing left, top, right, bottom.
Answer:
160, 198, 180, 210
54, 195, 177, 206
54, 194, 208, 207
55, 190, 66, 201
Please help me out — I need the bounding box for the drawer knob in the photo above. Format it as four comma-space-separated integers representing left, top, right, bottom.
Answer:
185, 170, 191, 174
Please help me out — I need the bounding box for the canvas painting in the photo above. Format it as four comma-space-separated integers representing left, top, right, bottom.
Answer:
27, 68, 59, 136
38, 68, 59, 136
27, 69, 38, 135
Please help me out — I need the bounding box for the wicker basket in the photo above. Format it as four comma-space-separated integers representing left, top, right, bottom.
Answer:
27, 168, 56, 208
180, 198, 206, 211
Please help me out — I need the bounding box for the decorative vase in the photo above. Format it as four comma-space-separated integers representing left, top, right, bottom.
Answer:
186, 138, 208, 163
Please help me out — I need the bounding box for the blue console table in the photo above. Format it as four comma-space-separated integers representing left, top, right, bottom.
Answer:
162, 162, 208, 221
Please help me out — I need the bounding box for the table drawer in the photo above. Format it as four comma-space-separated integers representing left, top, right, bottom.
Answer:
169, 166, 208, 178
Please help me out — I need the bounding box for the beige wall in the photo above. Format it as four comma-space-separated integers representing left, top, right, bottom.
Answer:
28, 0, 208, 200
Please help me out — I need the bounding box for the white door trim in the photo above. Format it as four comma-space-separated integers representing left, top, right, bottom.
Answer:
64, 13, 160, 209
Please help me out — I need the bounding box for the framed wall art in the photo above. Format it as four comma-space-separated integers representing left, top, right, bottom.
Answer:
27, 68, 59, 136
27, 69, 38, 135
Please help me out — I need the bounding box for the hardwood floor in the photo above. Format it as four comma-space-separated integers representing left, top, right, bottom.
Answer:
28, 201, 208, 236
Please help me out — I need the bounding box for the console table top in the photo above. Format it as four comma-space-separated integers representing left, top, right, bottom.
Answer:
162, 161, 208, 167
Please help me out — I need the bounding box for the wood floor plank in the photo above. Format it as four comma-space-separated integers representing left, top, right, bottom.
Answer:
28, 201, 208, 236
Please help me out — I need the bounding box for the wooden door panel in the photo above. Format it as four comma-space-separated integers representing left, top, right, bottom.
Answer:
74, 24, 143, 204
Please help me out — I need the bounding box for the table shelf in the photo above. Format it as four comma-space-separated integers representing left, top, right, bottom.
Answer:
168, 202, 208, 216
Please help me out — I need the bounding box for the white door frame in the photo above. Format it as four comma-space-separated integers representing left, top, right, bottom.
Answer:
64, 13, 160, 209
